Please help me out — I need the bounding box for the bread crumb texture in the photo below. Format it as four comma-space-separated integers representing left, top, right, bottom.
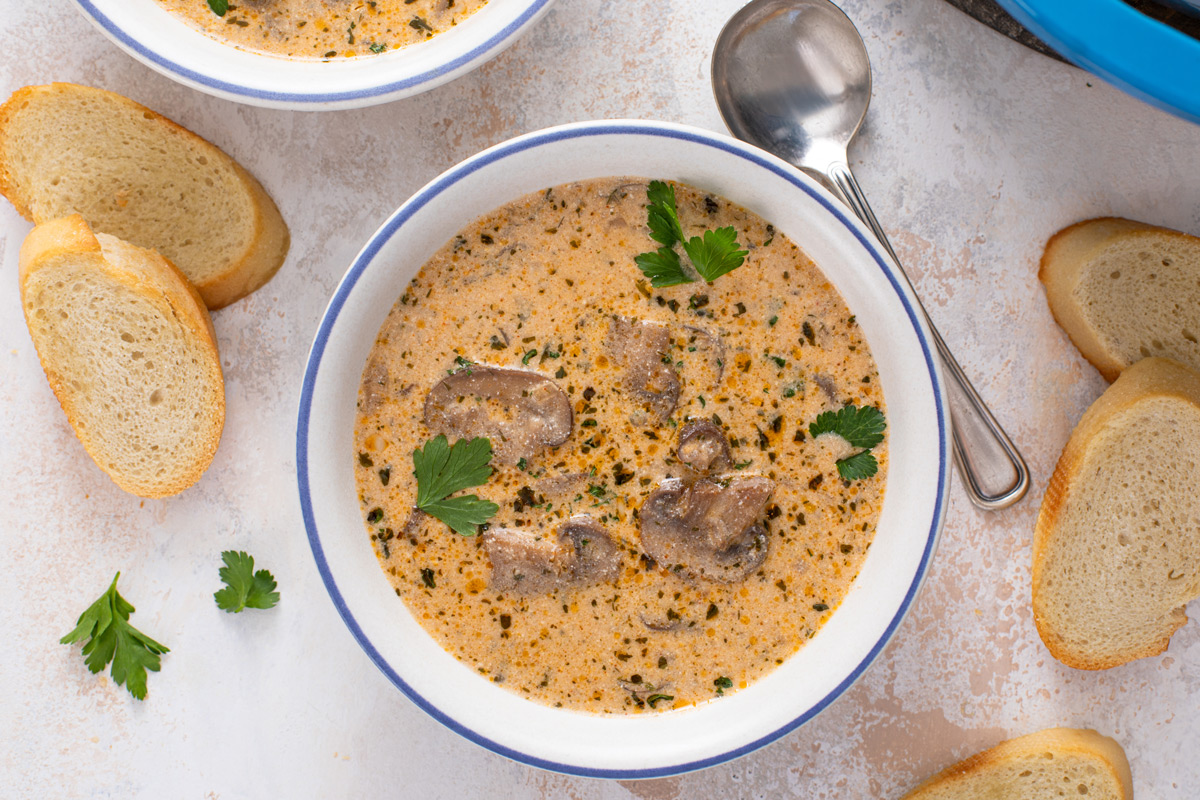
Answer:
1040, 217, 1200, 382
19, 216, 224, 498
1034, 357, 1200, 669
0, 83, 289, 308
901, 728, 1132, 800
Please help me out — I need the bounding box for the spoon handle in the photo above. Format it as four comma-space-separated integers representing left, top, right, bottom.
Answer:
827, 163, 1029, 511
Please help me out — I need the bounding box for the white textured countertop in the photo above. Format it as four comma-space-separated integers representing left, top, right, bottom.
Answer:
3, 0, 1199, 796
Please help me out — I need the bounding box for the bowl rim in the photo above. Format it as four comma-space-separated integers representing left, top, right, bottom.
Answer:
297, 119, 950, 777
70, 0, 556, 109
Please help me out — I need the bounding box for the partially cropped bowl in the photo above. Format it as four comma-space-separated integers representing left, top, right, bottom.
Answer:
70, 0, 556, 110
298, 120, 950, 777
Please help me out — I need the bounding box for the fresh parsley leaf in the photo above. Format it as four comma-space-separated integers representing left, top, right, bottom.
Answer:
809, 404, 886, 449
810, 404, 886, 481
414, 435, 494, 505
634, 247, 693, 288
214, 551, 280, 613
421, 495, 499, 536
646, 180, 684, 247
682, 226, 748, 283
206, 0, 228, 16
413, 435, 499, 536
60, 573, 168, 701
836, 450, 879, 480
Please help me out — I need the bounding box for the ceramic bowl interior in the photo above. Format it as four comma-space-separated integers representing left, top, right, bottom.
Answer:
71, 0, 555, 109
298, 120, 950, 777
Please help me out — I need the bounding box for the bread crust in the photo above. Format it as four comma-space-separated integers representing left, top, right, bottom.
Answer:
1033, 357, 1200, 669
1039, 216, 1200, 382
0, 82, 289, 309
18, 214, 225, 498
901, 727, 1132, 799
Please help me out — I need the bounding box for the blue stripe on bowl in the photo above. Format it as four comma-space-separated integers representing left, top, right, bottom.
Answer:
70, 0, 555, 105
296, 121, 950, 778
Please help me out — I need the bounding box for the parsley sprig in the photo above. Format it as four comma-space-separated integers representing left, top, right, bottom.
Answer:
214, 551, 280, 613
60, 573, 169, 701
809, 404, 887, 480
207, 0, 228, 16
413, 435, 500, 536
634, 181, 749, 287
647, 180, 685, 246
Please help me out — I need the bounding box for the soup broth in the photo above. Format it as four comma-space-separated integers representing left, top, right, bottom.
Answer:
159, 0, 487, 59
354, 178, 887, 713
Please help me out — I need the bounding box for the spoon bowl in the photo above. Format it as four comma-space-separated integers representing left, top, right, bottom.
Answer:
712, 0, 870, 175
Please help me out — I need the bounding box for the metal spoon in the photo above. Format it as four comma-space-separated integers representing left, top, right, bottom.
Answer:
712, 0, 1028, 510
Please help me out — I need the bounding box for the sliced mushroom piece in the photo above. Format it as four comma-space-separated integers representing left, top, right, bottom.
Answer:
676, 419, 731, 474
484, 515, 621, 595
813, 373, 838, 403
605, 316, 680, 425
423, 366, 572, 465
639, 614, 682, 632
680, 324, 725, 390
359, 354, 389, 415
639, 477, 774, 583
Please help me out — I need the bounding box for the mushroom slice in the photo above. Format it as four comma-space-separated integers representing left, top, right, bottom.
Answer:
680, 325, 725, 390
359, 354, 390, 415
676, 419, 731, 474
813, 373, 838, 403
606, 316, 680, 425
423, 366, 572, 465
484, 515, 621, 595
639, 477, 774, 583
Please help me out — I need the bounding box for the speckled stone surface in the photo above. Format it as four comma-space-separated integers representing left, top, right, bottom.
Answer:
2, 1, 1199, 797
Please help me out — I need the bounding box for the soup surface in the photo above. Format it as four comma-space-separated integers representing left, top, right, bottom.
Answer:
159, 0, 487, 59
354, 178, 887, 714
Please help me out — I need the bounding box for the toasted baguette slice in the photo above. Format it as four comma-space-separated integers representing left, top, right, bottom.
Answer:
19, 215, 225, 498
900, 728, 1132, 800
1040, 217, 1200, 381
1034, 357, 1200, 669
0, 82, 289, 309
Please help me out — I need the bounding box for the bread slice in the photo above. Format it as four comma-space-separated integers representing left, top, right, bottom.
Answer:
0, 82, 289, 310
900, 728, 1132, 800
19, 215, 225, 498
1040, 216, 1200, 382
1033, 357, 1200, 669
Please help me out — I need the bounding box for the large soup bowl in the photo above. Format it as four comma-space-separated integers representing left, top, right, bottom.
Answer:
70, 0, 555, 110
298, 120, 950, 777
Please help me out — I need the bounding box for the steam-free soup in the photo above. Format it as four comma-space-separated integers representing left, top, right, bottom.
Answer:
354, 178, 887, 714
160, 0, 487, 59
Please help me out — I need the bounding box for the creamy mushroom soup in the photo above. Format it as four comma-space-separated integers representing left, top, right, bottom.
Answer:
354, 178, 887, 714
158, 0, 487, 59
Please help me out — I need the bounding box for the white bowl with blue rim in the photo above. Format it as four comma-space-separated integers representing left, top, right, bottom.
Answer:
70, 0, 556, 110
297, 120, 950, 776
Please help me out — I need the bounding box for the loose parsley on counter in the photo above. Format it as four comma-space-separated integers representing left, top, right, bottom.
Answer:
60, 573, 169, 701
215, 551, 280, 613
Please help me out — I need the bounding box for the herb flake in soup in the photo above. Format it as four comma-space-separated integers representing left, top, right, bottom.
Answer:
354, 178, 887, 714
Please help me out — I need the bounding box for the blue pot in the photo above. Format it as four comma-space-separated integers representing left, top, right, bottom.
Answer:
996, 0, 1200, 124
